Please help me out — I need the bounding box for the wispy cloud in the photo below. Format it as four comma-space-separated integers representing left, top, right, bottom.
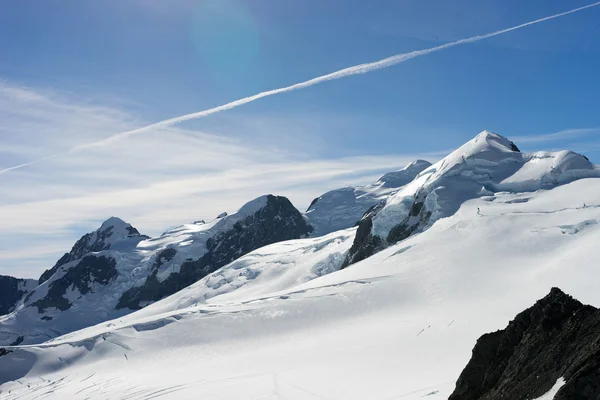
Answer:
2, 1, 599, 176
0, 81, 439, 278
511, 128, 600, 144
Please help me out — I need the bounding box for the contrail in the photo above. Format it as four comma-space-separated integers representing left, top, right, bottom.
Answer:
2, 1, 599, 175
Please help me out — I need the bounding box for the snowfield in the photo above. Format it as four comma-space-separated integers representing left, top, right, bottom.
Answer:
3, 177, 600, 399
2, 132, 600, 399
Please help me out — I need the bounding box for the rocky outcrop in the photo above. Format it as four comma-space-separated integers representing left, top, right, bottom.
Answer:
342, 190, 431, 267
0, 276, 36, 315
39, 217, 145, 284
305, 160, 431, 237
449, 288, 600, 400
31, 255, 118, 313
116, 195, 313, 310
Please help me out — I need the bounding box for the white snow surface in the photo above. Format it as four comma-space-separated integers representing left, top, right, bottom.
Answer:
0, 195, 294, 346
3, 176, 600, 399
305, 159, 431, 236
130, 228, 356, 319
532, 378, 566, 400
372, 130, 600, 238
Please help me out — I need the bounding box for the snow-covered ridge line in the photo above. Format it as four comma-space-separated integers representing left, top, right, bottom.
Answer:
3, 174, 600, 399
343, 131, 599, 266
0, 194, 313, 346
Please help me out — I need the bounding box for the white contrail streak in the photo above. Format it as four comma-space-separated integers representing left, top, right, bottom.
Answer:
2, 1, 599, 175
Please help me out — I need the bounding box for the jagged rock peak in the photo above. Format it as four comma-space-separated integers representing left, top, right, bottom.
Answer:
449, 287, 600, 400
38, 217, 143, 285
115, 194, 312, 311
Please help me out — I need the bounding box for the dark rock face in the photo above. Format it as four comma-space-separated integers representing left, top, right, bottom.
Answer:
449, 288, 600, 400
0, 276, 33, 315
343, 191, 431, 268
341, 203, 385, 268
117, 195, 313, 310
39, 219, 143, 285
32, 255, 118, 313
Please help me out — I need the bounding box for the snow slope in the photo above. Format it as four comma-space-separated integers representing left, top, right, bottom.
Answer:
345, 131, 600, 265
129, 228, 356, 319
305, 160, 431, 236
0, 195, 312, 346
2, 135, 600, 398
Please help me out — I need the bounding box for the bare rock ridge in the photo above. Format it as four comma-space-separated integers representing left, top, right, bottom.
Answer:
0, 276, 36, 316
116, 195, 312, 310
0, 195, 312, 345
449, 288, 600, 400
38, 217, 145, 285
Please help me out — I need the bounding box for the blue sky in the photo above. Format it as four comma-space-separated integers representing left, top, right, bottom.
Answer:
1, 0, 600, 277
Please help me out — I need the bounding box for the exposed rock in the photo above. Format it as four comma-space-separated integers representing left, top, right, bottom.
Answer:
341, 204, 384, 268
449, 287, 600, 400
343, 191, 431, 267
116, 195, 313, 310
305, 160, 431, 237
10, 336, 24, 346
39, 217, 144, 284
0, 275, 36, 315
32, 255, 118, 313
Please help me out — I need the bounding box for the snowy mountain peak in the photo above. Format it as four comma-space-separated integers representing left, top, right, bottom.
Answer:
99, 216, 138, 235
376, 159, 432, 188
437, 130, 521, 173
471, 130, 520, 152
38, 217, 143, 285
236, 195, 270, 217
344, 131, 600, 266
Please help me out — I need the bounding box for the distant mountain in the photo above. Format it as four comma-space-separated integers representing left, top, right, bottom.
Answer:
2, 131, 600, 399
0, 195, 311, 346
126, 228, 356, 320
344, 131, 600, 266
0, 276, 36, 317
116, 195, 312, 310
450, 288, 600, 400
305, 160, 431, 236
38, 217, 147, 285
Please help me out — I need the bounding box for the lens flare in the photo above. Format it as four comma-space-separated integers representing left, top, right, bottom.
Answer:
191, 0, 259, 79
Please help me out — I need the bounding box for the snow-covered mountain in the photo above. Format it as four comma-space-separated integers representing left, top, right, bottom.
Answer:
305, 160, 431, 236
2, 131, 600, 399
127, 228, 356, 320
37, 217, 148, 285
0, 276, 36, 317
345, 130, 600, 266
0, 195, 312, 346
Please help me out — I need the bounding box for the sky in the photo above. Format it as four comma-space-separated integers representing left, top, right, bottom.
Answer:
1, 0, 600, 278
